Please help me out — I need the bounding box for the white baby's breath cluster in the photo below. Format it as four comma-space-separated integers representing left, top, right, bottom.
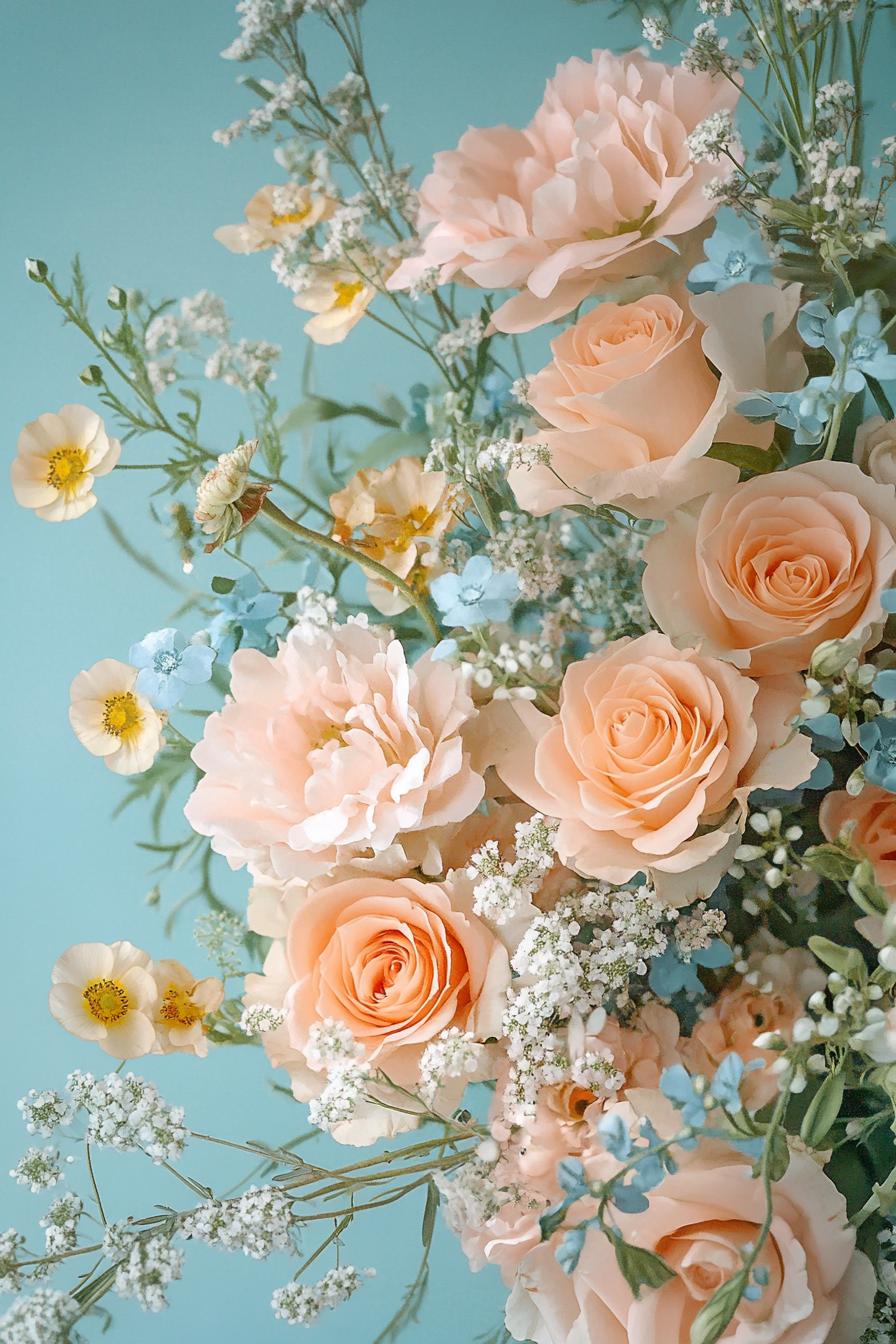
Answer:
193, 909, 246, 975
687, 107, 741, 162
9, 1146, 66, 1194
40, 1194, 82, 1260
204, 338, 281, 390
0, 1287, 78, 1344
306, 1062, 371, 1132
475, 438, 550, 474
467, 813, 558, 924
66, 1071, 187, 1164
465, 633, 559, 700
112, 1234, 184, 1313
674, 903, 727, 960
271, 1265, 374, 1326
435, 315, 485, 362
418, 1029, 483, 1106
682, 20, 737, 75
0, 1229, 25, 1294
486, 512, 572, 601
303, 1018, 365, 1071
434, 1160, 509, 1236
292, 585, 339, 635
641, 15, 670, 49
239, 1003, 286, 1035
181, 1186, 293, 1259
143, 290, 231, 392
16, 1090, 73, 1139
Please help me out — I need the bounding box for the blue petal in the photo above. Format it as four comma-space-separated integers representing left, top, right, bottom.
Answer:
177, 644, 216, 684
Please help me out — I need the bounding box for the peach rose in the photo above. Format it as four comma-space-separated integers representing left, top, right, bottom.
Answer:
644, 460, 896, 677
509, 284, 805, 518
389, 50, 739, 333
821, 785, 896, 903
185, 620, 485, 882
505, 1134, 872, 1344
854, 414, 896, 487
489, 632, 814, 902
685, 979, 805, 1109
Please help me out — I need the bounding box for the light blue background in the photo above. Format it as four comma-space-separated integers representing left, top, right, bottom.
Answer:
1, 3, 892, 1341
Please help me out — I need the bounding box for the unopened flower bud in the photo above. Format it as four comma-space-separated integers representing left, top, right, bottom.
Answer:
106, 286, 128, 310
25, 257, 48, 282
194, 439, 270, 552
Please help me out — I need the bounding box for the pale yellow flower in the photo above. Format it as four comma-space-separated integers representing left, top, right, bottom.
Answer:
294, 266, 376, 345
11, 404, 121, 522
194, 439, 269, 551
49, 941, 158, 1059
330, 456, 465, 614
69, 659, 164, 776
214, 183, 334, 253
152, 959, 224, 1057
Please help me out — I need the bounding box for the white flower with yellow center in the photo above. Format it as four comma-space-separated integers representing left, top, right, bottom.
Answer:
152, 958, 224, 1057
49, 941, 158, 1059
214, 184, 335, 253
11, 403, 121, 522
69, 659, 164, 775
294, 265, 377, 345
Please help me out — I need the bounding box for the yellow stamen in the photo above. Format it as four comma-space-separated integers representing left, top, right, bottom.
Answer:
270, 205, 311, 227
45, 445, 88, 496
158, 982, 204, 1029
83, 977, 131, 1026
313, 722, 348, 751
393, 503, 436, 550
332, 280, 364, 309
102, 692, 142, 740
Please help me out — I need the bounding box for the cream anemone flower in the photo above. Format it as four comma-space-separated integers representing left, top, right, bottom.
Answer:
152, 959, 224, 1057
11, 404, 121, 522
294, 264, 377, 345
49, 941, 158, 1059
69, 659, 164, 776
214, 183, 334, 253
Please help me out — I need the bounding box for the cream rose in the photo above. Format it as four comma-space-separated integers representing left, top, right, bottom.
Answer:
509, 284, 805, 518
505, 1137, 873, 1344
643, 460, 896, 676
489, 632, 814, 902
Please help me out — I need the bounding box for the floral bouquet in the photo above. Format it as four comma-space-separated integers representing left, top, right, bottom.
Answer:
6, 0, 896, 1340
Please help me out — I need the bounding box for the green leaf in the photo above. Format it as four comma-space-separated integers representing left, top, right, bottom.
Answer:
421, 1181, 439, 1248
211, 575, 237, 595
611, 1238, 676, 1299
689, 1269, 749, 1344
705, 442, 779, 476
800, 1071, 847, 1149
279, 396, 401, 435
538, 1201, 571, 1242
807, 935, 865, 979
802, 845, 860, 884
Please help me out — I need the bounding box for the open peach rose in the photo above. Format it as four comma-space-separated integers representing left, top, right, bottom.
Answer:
185, 620, 485, 882
389, 50, 739, 333
508, 283, 805, 518
505, 1130, 873, 1344
488, 632, 814, 902
643, 460, 896, 676
821, 784, 896, 903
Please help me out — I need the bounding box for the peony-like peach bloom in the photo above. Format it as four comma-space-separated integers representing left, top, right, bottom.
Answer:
509, 283, 805, 518
49, 941, 158, 1060
854, 414, 896, 487
685, 980, 805, 1110
69, 659, 165, 776
489, 632, 814, 902
151, 959, 224, 1058
329, 456, 464, 615
294, 264, 376, 344
505, 1127, 873, 1344
389, 50, 739, 333
214, 183, 334, 253
184, 620, 485, 883
642, 460, 896, 676
821, 785, 896, 903
11, 404, 121, 522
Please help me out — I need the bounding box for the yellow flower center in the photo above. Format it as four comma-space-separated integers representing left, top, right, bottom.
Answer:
313, 721, 348, 750
583, 203, 655, 241
270, 204, 311, 227
332, 280, 364, 309
393, 504, 436, 550
158, 982, 204, 1028
83, 977, 131, 1026
102, 692, 143, 740
45, 445, 88, 496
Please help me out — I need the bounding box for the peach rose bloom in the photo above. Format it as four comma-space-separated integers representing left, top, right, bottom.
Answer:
854, 414, 896, 487
685, 979, 804, 1110
389, 50, 739, 333
821, 785, 896, 903
505, 1135, 872, 1344
509, 284, 805, 518
489, 632, 814, 901
643, 460, 896, 676
185, 620, 485, 882
330, 456, 464, 616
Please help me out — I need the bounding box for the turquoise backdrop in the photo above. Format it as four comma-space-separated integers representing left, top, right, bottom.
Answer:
1, 3, 892, 1341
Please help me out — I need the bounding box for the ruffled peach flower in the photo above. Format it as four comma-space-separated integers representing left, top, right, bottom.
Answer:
489, 632, 814, 902
685, 981, 804, 1110
11, 404, 121, 522
854, 414, 896, 487
152, 959, 224, 1058
330, 456, 464, 615
509, 283, 805, 518
69, 659, 165, 776
642, 460, 896, 676
505, 1130, 872, 1344
821, 785, 896, 903
49, 941, 158, 1059
214, 183, 334, 253
294, 264, 376, 344
389, 49, 739, 333
184, 620, 485, 882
